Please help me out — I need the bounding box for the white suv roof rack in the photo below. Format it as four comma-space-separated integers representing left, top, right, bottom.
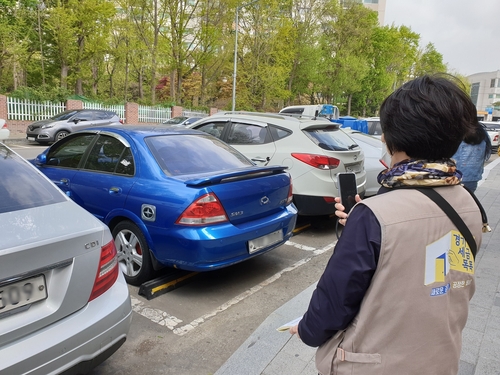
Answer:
214, 111, 332, 123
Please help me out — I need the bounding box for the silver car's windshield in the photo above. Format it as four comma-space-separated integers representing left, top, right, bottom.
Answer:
0, 145, 65, 213
51, 110, 78, 121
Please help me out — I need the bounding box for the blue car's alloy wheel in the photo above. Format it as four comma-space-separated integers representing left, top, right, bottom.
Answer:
113, 221, 153, 286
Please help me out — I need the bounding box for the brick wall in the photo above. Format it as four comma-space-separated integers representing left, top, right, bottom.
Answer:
124, 102, 139, 124
172, 106, 183, 118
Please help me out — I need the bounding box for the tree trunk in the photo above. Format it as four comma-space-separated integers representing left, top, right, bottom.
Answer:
138, 69, 144, 99
61, 64, 69, 90
75, 35, 84, 95
170, 70, 176, 101
92, 63, 98, 95
124, 56, 129, 101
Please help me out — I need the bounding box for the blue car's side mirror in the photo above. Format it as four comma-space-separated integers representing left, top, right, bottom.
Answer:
35, 153, 47, 165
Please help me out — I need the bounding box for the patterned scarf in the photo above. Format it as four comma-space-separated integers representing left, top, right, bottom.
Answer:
377, 159, 462, 188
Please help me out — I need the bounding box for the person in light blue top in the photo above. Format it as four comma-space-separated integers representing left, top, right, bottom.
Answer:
452, 123, 491, 192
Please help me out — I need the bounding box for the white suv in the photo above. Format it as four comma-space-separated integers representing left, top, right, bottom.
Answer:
190, 111, 366, 216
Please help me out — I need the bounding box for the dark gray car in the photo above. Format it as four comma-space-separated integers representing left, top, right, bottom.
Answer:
26, 109, 122, 144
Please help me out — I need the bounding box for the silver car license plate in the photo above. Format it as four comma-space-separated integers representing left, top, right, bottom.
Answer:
248, 229, 283, 254
0, 275, 47, 316
27, 137, 36, 141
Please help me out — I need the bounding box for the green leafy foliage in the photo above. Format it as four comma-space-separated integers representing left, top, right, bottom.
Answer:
0, 0, 449, 112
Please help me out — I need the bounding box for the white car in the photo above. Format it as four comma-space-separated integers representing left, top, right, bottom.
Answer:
0, 143, 132, 374
190, 111, 366, 216
480, 121, 500, 152
345, 130, 390, 197
363, 117, 382, 137
0, 119, 9, 140
279, 104, 340, 120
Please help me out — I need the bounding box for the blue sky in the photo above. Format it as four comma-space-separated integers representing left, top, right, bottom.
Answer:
384, 0, 499, 76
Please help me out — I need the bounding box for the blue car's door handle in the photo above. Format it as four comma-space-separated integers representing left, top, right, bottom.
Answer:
109, 187, 122, 194
55, 178, 69, 186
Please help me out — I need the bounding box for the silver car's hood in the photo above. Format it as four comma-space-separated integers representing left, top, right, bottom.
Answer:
28, 119, 55, 129
0, 201, 111, 346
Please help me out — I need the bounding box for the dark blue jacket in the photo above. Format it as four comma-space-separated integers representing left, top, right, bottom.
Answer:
298, 204, 381, 347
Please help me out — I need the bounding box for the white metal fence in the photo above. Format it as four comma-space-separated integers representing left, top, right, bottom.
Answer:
83, 102, 126, 121
138, 105, 171, 123
182, 109, 208, 118
6, 97, 208, 124
7, 97, 66, 121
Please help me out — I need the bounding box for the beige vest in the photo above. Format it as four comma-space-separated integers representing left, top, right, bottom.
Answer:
317, 186, 482, 375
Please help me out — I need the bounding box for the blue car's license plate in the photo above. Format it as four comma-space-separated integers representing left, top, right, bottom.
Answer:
248, 230, 283, 254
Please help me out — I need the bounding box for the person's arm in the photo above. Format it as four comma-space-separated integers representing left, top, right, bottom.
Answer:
296, 205, 381, 347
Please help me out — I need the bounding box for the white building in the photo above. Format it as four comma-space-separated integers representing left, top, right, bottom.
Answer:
468, 71, 500, 121
360, 0, 386, 25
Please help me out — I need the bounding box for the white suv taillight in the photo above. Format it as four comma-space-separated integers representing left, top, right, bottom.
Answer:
291, 153, 340, 170
494, 134, 499, 142
287, 179, 293, 205
89, 240, 119, 301
176, 193, 229, 225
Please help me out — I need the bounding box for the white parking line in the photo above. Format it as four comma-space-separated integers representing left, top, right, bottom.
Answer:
7, 144, 40, 149
131, 240, 338, 335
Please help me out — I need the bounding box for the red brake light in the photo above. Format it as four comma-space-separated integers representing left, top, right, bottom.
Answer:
176, 193, 228, 225
119, 119, 124, 124
291, 153, 340, 170
89, 240, 119, 301
1, 123, 7, 129
494, 134, 499, 142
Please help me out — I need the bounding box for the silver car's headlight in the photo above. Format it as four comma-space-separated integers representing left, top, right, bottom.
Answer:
41, 124, 54, 128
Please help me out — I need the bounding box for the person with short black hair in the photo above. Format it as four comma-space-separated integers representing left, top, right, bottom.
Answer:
290, 74, 485, 375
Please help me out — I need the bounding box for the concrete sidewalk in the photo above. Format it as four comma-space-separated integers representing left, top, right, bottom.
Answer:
215, 158, 500, 375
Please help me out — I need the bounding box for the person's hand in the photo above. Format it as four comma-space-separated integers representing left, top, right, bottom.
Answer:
289, 324, 300, 339
335, 195, 362, 226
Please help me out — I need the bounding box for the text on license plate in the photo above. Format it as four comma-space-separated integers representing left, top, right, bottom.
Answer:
345, 163, 362, 173
27, 137, 36, 141
0, 275, 47, 317
248, 229, 284, 254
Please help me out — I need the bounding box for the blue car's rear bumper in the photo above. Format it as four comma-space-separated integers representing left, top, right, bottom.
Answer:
148, 205, 297, 271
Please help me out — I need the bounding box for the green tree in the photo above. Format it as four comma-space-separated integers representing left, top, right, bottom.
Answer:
351, 24, 420, 116
317, 0, 377, 115
282, 0, 324, 106
413, 42, 447, 77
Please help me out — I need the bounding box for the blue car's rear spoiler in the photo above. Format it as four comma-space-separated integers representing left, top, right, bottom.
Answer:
183, 165, 288, 187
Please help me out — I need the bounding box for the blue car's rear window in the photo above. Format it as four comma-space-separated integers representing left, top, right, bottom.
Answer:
147, 134, 253, 175
0, 145, 65, 213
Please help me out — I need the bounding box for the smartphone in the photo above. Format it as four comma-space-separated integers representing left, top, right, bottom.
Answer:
338, 172, 358, 214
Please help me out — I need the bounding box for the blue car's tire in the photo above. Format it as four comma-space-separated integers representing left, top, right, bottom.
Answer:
113, 221, 154, 286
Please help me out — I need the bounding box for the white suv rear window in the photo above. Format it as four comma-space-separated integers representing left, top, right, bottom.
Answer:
304, 127, 358, 152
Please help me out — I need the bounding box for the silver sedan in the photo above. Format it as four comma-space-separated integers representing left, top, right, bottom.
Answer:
0, 143, 132, 374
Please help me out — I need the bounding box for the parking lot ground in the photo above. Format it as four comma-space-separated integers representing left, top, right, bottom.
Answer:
88, 215, 339, 374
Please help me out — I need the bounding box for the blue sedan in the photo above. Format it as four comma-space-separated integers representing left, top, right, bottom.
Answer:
33, 125, 297, 285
